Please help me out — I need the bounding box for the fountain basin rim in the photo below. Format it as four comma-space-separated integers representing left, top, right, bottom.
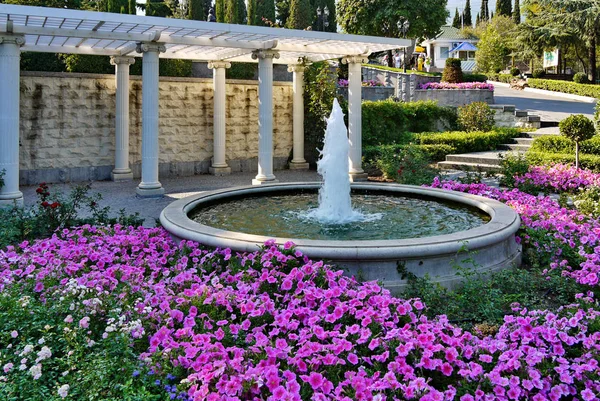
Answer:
160, 182, 521, 260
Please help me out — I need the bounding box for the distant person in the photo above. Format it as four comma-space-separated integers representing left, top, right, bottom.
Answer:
394, 52, 402, 69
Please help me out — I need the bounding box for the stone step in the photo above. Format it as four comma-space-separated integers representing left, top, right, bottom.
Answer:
513, 137, 535, 145
445, 151, 512, 166
438, 161, 502, 173
498, 144, 530, 151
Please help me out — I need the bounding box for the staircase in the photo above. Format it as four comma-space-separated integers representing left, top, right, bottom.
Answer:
438, 127, 559, 173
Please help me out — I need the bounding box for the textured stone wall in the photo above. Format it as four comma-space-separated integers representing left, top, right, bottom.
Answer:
413, 89, 495, 106
19, 72, 293, 184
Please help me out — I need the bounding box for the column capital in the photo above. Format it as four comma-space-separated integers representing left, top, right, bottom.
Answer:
341, 55, 369, 65
135, 42, 166, 54
0, 35, 25, 47
208, 60, 231, 69
252, 49, 280, 60
110, 56, 136, 66
287, 64, 309, 73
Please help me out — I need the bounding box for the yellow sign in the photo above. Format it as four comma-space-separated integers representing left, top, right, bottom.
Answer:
415, 46, 425, 53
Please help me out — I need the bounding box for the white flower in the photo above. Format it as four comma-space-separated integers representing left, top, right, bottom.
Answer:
21, 345, 34, 355
62, 371, 69, 377
38, 338, 45, 345
36, 346, 52, 363
19, 364, 27, 371
57, 384, 70, 398
29, 364, 42, 380
10, 330, 18, 338
3, 363, 13, 373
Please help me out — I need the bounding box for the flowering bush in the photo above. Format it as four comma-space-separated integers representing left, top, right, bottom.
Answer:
419, 82, 495, 90
514, 164, 600, 194
1, 224, 599, 400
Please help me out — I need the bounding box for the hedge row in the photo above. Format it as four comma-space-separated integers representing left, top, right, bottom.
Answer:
530, 135, 600, 155
463, 73, 489, 83
527, 78, 600, 98
363, 143, 456, 164
415, 128, 520, 154
362, 100, 458, 146
486, 73, 515, 83
526, 151, 600, 172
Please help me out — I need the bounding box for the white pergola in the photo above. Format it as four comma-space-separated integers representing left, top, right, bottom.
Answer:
0, 4, 409, 204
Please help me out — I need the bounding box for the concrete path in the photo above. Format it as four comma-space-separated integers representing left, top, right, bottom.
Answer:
21, 170, 320, 226
493, 85, 596, 122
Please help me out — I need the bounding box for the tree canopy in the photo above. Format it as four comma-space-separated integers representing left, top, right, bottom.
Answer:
475, 15, 517, 72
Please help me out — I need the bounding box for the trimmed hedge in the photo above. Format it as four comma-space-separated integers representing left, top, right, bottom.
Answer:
527, 78, 600, 98
526, 151, 600, 172
363, 143, 456, 164
486, 73, 514, 83
463, 73, 488, 82
415, 128, 520, 154
530, 135, 600, 155
362, 100, 457, 146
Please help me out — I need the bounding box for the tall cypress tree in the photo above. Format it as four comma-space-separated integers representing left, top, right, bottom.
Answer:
145, 0, 171, 16
188, 0, 212, 21
224, 0, 238, 22
463, 0, 472, 27
215, 0, 225, 21
495, 0, 511, 17
287, 0, 311, 29
255, 0, 276, 25
479, 0, 485, 22
485, 0, 490, 20
452, 8, 461, 29
248, 0, 257, 24
237, 0, 247, 23
512, 0, 521, 24
475, 12, 480, 26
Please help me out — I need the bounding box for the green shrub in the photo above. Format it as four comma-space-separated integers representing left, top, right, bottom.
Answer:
227, 62, 257, 79
462, 73, 488, 82
525, 151, 600, 172
457, 102, 496, 132
594, 101, 600, 134
530, 135, 600, 155
415, 128, 519, 154
572, 186, 600, 218
559, 114, 596, 168
363, 143, 455, 165
361, 100, 457, 146
573, 72, 589, 84
375, 145, 439, 184
442, 58, 463, 83
532, 68, 545, 78
509, 67, 520, 76
527, 78, 600, 98
486, 73, 514, 83
494, 67, 502, 73
498, 153, 530, 188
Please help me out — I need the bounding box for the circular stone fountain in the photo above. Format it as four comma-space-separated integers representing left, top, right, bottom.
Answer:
160, 100, 521, 293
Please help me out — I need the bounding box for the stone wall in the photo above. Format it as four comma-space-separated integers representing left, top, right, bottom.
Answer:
18, 72, 293, 185
413, 89, 494, 106
337, 86, 395, 102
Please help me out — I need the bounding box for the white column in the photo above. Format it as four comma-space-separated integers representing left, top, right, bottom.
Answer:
110, 56, 135, 181
251, 49, 279, 185
135, 43, 165, 197
287, 64, 309, 170
208, 61, 232, 176
0, 35, 25, 207
343, 56, 369, 182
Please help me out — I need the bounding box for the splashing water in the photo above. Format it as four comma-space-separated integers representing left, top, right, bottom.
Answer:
304, 99, 381, 224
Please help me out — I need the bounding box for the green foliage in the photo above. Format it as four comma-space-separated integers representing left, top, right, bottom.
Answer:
573, 72, 589, 84
275, 0, 291, 27
462, 73, 488, 82
452, 8, 461, 29
416, 128, 518, 154
572, 186, 600, 218
486, 73, 514, 83
560, 114, 596, 143
457, 101, 496, 132
61, 55, 114, 74
159, 59, 193, 77
509, 67, 520, 76
530, 135, 600, 155
375, 145, 439, 184
247, 0, 257, 24
527, 78, 600, 98
495, 0, 512, 17
253, 0, 276, 25
337, 0, 448, 40
361, 100, 458, 147
463, 0, 472, 27
442, 58, 463, 83
144, 0, 171, 16
286, 0, 311, 29
226, 63, 257, 79
532, 68, 545, 78
363, 143, 455, 166
216, 0, 225, 21
595, 101, 600, 134
475, 15, 516, 73
525, 151, 600, 172
512, 0, 520, 24
304, 62, 339, 165
498, 152, 530, 187
21, 53, 66, 73
0, 183, 143, 249
188, 0, 212, 20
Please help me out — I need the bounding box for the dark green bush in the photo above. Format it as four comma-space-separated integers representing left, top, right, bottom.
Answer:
442, 58, 463, 83
486, 73, 514, 83
363, 143, 455, 165
361, 100, 457, 146
559, 114, 596, 168
573, 72, 589, 84
509, 67, 520, 76
375, 145, 439, 184
526, 151, 600, 171
494, 67, 502, 73
227, 62, 257, 79
457, 102, 496, 132
462, 73, 488, 82
527, 78, 600, 98
532, 68, 545, 78
530, 135, 600, 155
416, 128, 519, 154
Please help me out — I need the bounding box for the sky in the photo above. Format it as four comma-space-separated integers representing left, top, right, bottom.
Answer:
446, 0, 499, 23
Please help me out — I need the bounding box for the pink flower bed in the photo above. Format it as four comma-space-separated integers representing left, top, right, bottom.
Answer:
418, 82, 495, 90
514, 164, 600, 193
1, 223, 600, 400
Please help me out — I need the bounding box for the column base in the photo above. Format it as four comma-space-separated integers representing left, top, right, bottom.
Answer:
111, 171, 134, 181
289, 161, 310, 170
0, 194, 24, 208
252, 178, 279, 185
209, 166, 232, 176
136, 186, 165, 198
349, 172, 369, 182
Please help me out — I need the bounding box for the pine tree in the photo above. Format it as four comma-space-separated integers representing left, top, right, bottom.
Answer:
237, 0, 247, 23
225, 0, 238, 22
463, 0, 472, 27
188, 0, 212, 21
452, 8, 461, 29
248, 0, 257, 24
495, 0, 511, 17
475, 12, 480, 26
145, 0, 171, 16
287, 0, 311, 29
255, 0, 276, 25
479, 0, 486, 22
485, 0, 490, 20
512, 0, 521, 24
215, 0, 225, 21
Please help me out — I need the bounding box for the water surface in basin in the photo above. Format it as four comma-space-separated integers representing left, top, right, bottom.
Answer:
189, 193, 489, 241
